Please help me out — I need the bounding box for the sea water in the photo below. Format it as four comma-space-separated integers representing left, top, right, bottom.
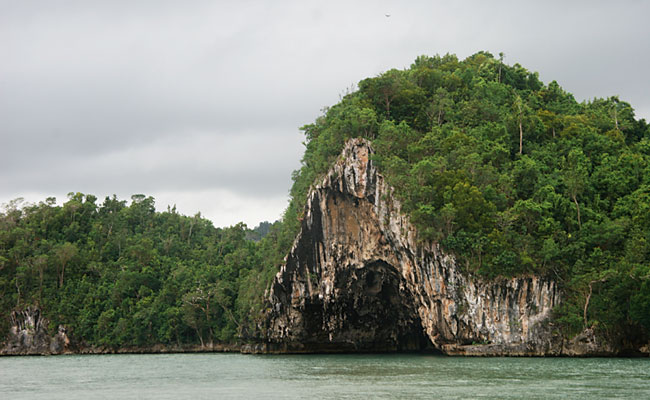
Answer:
1, 353, 649, 399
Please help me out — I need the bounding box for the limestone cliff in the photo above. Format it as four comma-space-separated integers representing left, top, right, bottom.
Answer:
263, 138, 564, 355
1, 307, 69, 355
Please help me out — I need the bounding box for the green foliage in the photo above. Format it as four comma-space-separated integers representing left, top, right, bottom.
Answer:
0, 194, 282, 348
630, 279, 650, 331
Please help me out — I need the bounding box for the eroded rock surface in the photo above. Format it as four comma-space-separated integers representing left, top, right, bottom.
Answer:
2, 307, 69, 355
264, 139, 564, 355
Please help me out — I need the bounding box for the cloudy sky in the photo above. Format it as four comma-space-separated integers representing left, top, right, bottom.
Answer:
2, 1, 649, 227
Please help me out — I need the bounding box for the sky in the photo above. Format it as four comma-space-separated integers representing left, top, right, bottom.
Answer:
2, 0, 649, 228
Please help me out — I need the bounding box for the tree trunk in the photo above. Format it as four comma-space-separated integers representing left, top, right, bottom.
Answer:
39, 270, 44, 303
584, 278, 606, 327
59, 262, 66, 288
216, 300, 242, 330
583, 281, 593, 327
519, 120, 523, 154
204, 302, 213, 343
572, 194, 582, 229
15, 278, 21, 307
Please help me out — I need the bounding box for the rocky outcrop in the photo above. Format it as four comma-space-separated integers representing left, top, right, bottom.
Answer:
1, 307, 69, 355
263, 138, 567, 355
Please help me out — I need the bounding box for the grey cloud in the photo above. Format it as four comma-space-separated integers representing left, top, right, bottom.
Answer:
2, 0, 650, 226
1, 130, 303, 198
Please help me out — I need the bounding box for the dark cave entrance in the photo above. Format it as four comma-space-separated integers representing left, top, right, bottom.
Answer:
309, 260, 436, 353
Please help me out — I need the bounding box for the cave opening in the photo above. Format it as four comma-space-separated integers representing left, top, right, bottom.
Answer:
337, 260, 438, 353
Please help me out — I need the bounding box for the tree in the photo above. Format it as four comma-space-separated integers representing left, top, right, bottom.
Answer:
514, 94, 525, 154
563, 149, 589, 229
496, 52, 505, 83
609, 96, 621, 131
630, 279, 650, 331
182, 284, 214, 347
29, 254, 48, 302
359, 69, 405, 118
537, 109, 561, 138
54, 242, 77, 288
427, 88, 453, 127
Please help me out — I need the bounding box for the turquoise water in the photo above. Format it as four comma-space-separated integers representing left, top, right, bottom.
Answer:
1, 353, 649, 399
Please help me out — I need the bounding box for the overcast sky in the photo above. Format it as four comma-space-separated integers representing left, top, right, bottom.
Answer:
2, 1, 649, 227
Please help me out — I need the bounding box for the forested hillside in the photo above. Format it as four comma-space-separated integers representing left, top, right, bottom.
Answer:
2, 52, 649, 348
0, 194, 293, 348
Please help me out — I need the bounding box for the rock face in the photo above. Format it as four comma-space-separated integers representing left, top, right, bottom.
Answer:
2, 307, 69, 355
264, 138, 564, 355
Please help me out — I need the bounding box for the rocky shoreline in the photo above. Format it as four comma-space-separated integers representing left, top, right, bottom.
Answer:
0, 306, 244, 356
4, 341, 650, 357
3, 328, 648, 357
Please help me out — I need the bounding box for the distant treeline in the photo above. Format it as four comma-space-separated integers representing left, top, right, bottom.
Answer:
0, 194, 293, 348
